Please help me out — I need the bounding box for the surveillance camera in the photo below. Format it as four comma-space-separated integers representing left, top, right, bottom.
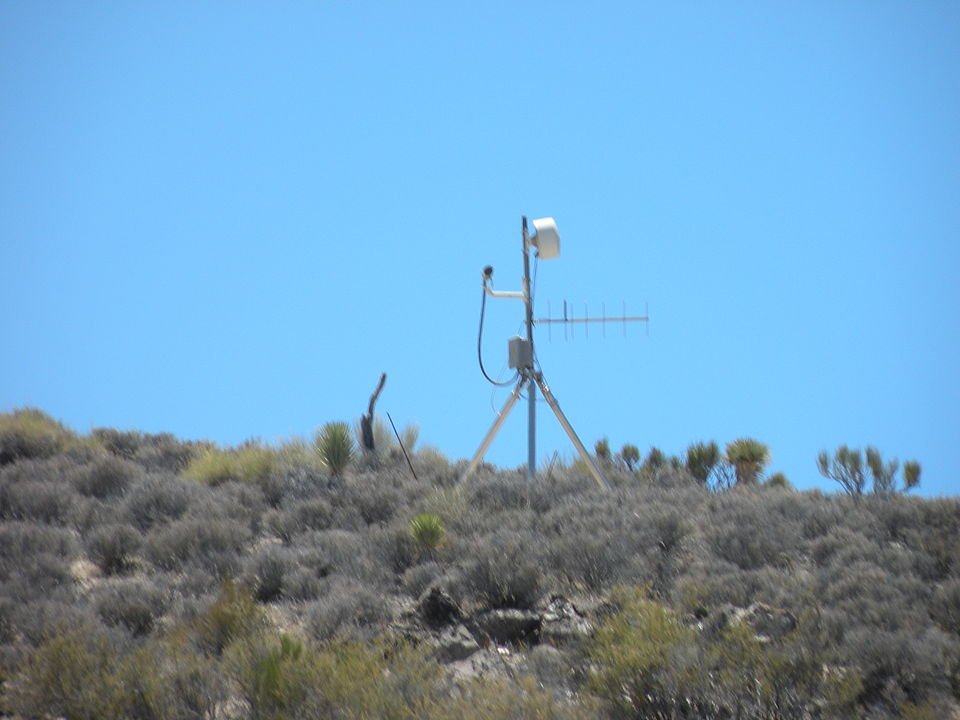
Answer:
483, 265, 494, 280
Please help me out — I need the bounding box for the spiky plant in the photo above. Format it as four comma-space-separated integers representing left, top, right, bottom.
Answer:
620, 444, 640, 472
725, 438, 769, 485
315, 422, 354, 478
685, 441, 720, 485
409, 513, 445, 558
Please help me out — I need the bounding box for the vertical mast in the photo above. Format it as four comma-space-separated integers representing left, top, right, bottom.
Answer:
522, 216, 536, 480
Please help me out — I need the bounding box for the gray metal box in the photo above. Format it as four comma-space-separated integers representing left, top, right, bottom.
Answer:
508, 336, 532, 369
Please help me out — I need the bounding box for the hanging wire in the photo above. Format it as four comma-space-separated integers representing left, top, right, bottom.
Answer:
477, 286, 518, 387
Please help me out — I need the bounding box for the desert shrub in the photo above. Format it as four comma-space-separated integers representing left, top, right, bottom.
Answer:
708, 493, 800, 571
145, 516, 250, 577
931, 579, 960, 636
590, 588, 865, 720
185, 443, 277, 488
401, 561, 445, 597
818, 556, 931, 641
765, 471, 792, 490
412, 445, 455, 484
86, 523, 142, 575
299, 528, 391, 588
94, 579, 167, 637
588, 588, 699, 718
464, 532, 543, 609
840, 625, 960, 711
139, 433, 202, 474
0, 525, 77, 609
247, 544, 295, 603
0, 476, 73, 524
72, 455, 139, 499
371, 524, 419, 574
284, 565, 325, 602
341, 477, 402, 525
192, 580, 265, 656
294, 496, 334, 531
263, 508, 298, 543
307, 578, 389, 641
0, 408, 76, 465
315, 422, 354, 477
0, 520, 76, 561
527, 469, 597, 514
0, 554, 74, 607
93, 428, 200, 472
3, 626, 121, 720
90, 427, 145, 460
124, 473, 195, 531
419, 485, 468, 528
268, 638, 446, 720
469, 472, 529, 511
226, 633, 312, 720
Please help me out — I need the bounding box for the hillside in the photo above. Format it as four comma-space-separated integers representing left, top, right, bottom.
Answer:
0, 409, 957, 719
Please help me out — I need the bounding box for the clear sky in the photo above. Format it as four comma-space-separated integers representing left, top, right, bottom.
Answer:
2, 3, 958, 496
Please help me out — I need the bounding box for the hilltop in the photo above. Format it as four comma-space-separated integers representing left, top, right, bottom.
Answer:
0, 408, 957, 719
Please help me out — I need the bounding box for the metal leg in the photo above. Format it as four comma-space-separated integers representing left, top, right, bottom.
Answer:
534, 373, 609, 491
461, 376, 527, 483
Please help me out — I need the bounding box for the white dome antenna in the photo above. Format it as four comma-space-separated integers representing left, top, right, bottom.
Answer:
529, 217, 560, 260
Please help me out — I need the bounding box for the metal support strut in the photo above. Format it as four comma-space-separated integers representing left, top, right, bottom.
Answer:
461, 369, 608, 491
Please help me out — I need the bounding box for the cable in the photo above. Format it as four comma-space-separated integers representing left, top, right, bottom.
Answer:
478, 286, 518, 387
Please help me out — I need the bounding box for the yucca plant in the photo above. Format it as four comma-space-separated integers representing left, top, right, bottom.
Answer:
410, 513, 445, 558
315, 422, 354, 477
725, 438, 769, 485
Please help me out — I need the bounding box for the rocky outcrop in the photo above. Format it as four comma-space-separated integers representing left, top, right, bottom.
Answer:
418, 586, 462, 627
539, 595, 593, 646
472, 608, 541, 645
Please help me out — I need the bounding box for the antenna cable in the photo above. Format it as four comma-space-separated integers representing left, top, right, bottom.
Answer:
478, 287, 518, 387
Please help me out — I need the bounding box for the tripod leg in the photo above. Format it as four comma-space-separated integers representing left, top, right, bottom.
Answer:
461, 377, 527, 484
534, 374, 609, 491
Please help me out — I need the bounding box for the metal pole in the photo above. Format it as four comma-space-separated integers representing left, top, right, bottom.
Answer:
461, 376, 527, 483
534, 372, 609, 491
522, 216, 536, 480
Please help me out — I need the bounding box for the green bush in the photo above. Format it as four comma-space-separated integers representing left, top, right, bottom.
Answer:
193, 580, 264, 656
764, 471, 793, 490
315, 422, 354, 477
185, 443, 277, 487
0, 408, 76, 466
590, 588, 865, 719
227, 633, 309, 720
589, 588, 698, 717
3, 628, 121, 720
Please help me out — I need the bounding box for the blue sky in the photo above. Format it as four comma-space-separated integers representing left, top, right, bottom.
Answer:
2, 3, 957, 496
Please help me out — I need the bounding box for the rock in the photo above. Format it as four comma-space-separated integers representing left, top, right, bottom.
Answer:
539, 596, 593, 646
433, 624, 480, 663
740, 602, 797, 641
419, 586, 461, 627
473, 608, 541, 645
709, 602, 797, 642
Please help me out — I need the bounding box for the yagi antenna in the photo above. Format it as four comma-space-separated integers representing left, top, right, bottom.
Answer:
539, 299, 649, 341
463, 215, 649, 491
